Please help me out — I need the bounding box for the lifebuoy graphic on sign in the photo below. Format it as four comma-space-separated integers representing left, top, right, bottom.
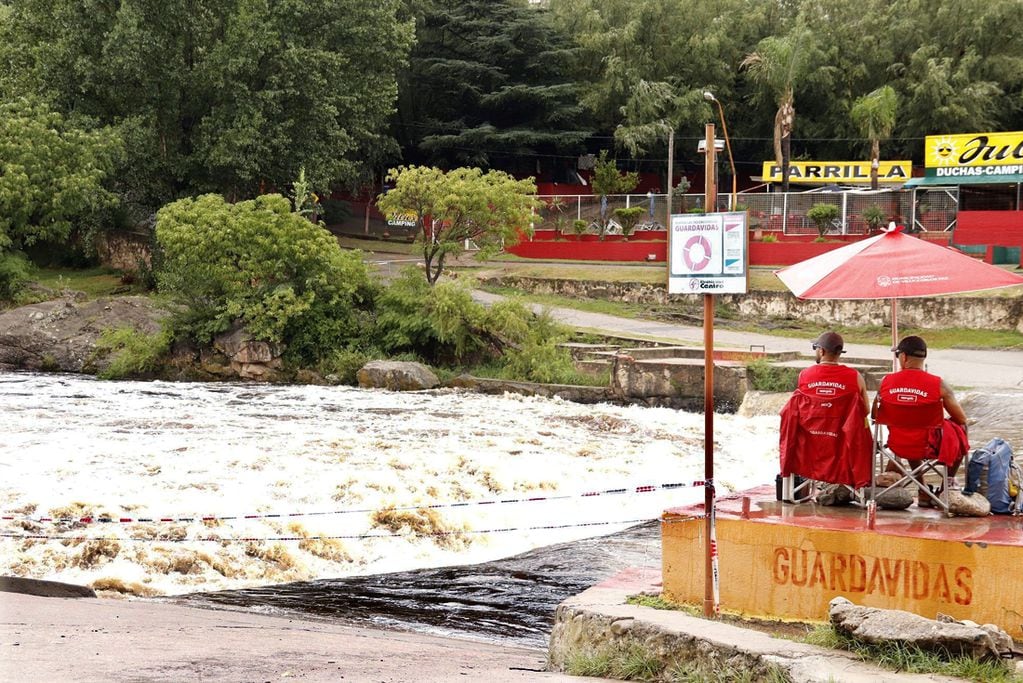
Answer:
683, 235, 712, 271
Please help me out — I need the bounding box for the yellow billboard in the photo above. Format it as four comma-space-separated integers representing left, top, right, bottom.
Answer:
761, 161, 912, 184
925, 131, 1023, 169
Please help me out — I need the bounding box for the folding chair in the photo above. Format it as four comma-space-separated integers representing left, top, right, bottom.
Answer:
871, 392, 948, 512
779, 389, 872, 504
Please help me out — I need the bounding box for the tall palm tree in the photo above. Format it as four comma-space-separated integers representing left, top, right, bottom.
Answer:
850, 85, 898, 190
741, 32, 809, 194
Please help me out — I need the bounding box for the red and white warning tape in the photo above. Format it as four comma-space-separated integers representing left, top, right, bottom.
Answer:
1, 480, 706, 526
0, 514, 706, 544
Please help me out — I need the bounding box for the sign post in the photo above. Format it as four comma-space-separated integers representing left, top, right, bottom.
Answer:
667, 124, 749, 617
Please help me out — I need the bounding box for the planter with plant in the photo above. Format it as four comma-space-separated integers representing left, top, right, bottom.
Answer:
862, 204, 886, 233
806, 203, 840, 238
613, 206, 645, 239
571, 219, 589, 240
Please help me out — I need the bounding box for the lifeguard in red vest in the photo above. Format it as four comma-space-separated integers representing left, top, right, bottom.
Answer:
873, 335, 970, 505
798, 331, 870, 416
780, 331, 873, 490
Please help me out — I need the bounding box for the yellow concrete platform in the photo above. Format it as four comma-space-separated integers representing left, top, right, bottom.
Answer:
662, 485, 1023, 639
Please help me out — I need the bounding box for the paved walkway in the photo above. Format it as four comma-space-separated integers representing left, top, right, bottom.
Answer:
469, 290, 1023, 391
360, 250, 1022, 391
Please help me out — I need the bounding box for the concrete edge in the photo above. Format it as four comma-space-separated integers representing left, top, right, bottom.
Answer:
0, 576, 97, 598
547, 567, 961, 683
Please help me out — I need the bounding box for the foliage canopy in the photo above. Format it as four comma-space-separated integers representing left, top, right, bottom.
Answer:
0, 97, 121, 254
1, 0, 414, 207
155, 194, 374, 364
376, 166, 539, 284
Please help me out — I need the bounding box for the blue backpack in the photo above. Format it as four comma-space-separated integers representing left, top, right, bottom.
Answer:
964, 438, 1023, 515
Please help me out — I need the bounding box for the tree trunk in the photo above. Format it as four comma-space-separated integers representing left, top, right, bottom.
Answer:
870, 139, 880, 191
777, 99, 795, 194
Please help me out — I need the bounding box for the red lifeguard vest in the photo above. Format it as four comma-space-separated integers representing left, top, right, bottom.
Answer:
780, 364, 872, 487
798, 363, 861, 399
877, 369, 942, 460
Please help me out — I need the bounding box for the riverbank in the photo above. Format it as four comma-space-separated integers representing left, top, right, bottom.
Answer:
0, 587, 589, 682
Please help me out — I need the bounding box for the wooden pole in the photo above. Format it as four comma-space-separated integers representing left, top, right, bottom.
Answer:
666, 128, 674, 231
703, 122, 717, 618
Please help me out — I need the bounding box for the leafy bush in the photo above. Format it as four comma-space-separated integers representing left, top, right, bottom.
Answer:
373, 269, 484, 363
0, 97, 122, 255
495, 308, 580, 384
316, 346, 381, 385
155, 194, 374, 364
372, 269, 579, 382
0, 251, 32, 302
862, 204, 887, 231
93, 326, 172, 379
807, 202, 840, 237
746, 357, 797, 392
613, 206, 645, 236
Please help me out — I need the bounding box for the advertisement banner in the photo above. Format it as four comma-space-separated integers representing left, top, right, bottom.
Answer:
925, 131, 1023, 169
668, 212, 747, 295
761, 161, 911, 184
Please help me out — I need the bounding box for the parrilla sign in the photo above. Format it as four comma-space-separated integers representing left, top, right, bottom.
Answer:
925, 131, 1023, 169
761, 161, 911, 184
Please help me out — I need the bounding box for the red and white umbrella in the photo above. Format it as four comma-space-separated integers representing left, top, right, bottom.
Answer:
776, 225, 1023, 362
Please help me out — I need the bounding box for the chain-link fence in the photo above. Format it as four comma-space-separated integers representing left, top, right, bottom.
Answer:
331, 189, 964, 242
534, 189, 956, 237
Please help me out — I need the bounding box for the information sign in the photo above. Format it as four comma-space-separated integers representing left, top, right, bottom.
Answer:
668, 211, 748, 294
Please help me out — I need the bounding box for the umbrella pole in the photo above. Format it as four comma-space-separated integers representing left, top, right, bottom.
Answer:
891, 298, 898, 372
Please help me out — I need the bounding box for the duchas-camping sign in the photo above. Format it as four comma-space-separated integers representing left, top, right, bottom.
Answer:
924, 131, 1023, 179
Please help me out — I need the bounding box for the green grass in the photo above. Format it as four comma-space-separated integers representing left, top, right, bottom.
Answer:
626, 594, 700, 615
335, 235, 420, 255
801, 625, 1022, 682
30, 266, 140, 299
564, 641, 790, 682
565, 643, 665, 681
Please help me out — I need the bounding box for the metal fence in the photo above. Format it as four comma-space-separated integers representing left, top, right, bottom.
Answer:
533, 188, 960, 236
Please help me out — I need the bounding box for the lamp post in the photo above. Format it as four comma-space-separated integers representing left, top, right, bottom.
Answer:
704, 91, 737, 210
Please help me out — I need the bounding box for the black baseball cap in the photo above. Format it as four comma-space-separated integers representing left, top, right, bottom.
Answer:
812, 331, 845, 354
894, 335, 927, 358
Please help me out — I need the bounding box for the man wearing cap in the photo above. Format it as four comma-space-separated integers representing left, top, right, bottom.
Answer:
780, 331, 873, 501
798, 331, 870, 416
875, 335, 969, 503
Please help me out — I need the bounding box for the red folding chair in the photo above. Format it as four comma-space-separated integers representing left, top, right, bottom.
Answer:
872, 392, 948, 511
779, 389, 872, 504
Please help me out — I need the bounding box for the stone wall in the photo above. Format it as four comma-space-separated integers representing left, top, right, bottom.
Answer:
482, 276, 1023, 333
95, 232, 152, 272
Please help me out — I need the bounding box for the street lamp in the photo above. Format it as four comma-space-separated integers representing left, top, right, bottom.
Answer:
703, 91, 737, 210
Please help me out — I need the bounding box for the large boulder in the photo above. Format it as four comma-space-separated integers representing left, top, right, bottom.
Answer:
212, 326, 285, 381
357, 360, 439, 391
829, 596, 1010, 660
0, 294, 167, 373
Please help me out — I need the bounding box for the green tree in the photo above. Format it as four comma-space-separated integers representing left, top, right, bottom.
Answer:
741, 26, 816, 194
1, 0, 414, 207
155, 194, 374, 364
549, 0, 783, 178
0, 97, 121, 291
376, 165, 539, 284
395, 0, 591, 173
590, 150, 638, 239
850, 86, 897, 191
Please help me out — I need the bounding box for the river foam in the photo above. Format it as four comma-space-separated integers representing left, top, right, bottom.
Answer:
0, 372, 780, 597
